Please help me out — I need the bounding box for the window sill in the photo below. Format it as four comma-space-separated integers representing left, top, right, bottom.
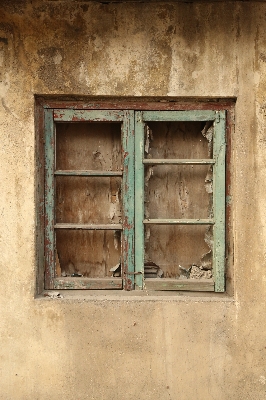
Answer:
36, 289, 233, 302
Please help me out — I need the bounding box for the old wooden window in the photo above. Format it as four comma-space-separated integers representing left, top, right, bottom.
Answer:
43, 108, 226, 292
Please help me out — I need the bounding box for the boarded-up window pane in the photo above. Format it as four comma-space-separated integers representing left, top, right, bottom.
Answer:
54, 121, 122, 280
56, 176, 122, 224
56, 122, 122, 171
144, 121, 213, 159
144, 165, 213, 220
56, 230, 121, 278
144, 225, 213, 278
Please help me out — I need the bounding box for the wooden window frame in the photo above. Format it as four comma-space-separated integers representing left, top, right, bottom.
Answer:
135, 110, 226, 292
44, 109, 134, 291
36, 98, 232, 294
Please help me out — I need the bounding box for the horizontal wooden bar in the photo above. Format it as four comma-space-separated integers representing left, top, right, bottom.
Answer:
54, 109, 124, 122
144, 278, 214, 291
40, 97, 236, 111
143, 159, 215, 165
143, 219, 214, 225
54, 277, 123, 290
55, 223, 122, 230
55, 170, 123, 176
142, 110, 216, 122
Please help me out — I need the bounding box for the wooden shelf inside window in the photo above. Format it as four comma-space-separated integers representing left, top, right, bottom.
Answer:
144, 278, 214, 291
54, 277, 123, 290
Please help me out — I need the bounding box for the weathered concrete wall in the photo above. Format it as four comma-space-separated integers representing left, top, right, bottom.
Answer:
1, 1, 266, 399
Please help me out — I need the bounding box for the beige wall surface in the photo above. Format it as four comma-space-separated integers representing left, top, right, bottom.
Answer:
1, 1, 266, 399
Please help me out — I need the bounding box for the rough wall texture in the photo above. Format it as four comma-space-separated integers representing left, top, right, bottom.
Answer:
1, 1, 266, 399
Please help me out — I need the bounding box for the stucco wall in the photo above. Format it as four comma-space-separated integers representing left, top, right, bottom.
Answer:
1, 1, 266, 399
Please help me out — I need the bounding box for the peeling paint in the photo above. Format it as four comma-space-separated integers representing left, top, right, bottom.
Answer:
53, 51, 62, 65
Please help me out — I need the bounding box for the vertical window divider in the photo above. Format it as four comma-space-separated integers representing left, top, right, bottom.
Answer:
135, 111, 144, 289
213, 110, 226, 292
134, 110, 225, 292
44, 108, 55, 289
122, 110, 135, 290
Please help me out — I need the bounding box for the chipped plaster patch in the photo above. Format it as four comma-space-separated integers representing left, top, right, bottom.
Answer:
53, 51, 62, 65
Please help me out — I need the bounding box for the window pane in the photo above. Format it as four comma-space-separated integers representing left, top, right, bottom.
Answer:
56, 176, 122, 224
144, 121, 213, 159
144, 225, 213, 279
144, 165, 213, 219
55, 230, 121, 278
56, 122, 122, 171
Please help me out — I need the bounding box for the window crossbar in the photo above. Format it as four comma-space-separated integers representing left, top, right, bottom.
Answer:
54, 170, 123, 176
143, 219, 214, 225
55, 223, 123, 230
143, 159, 215, 165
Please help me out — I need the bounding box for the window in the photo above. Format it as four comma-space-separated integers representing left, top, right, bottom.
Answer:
41, 105, 227, 292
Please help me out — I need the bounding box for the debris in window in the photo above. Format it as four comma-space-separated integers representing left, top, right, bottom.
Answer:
179, 265, 192, 279
205, 168, 213, 194
144, 261, 163, 278
190, 265, 212, 279
200, 250, 212, 270
44, 291, 63, 299
110, 263, 121, 277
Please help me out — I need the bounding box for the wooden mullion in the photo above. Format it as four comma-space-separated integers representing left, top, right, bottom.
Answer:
44, 109, 55, 289
122, 110, 135, 290
143, 159, 215, 165
144, 219, 214, 225
135, 111, 144, 289
213, 111, 226, 292
55, 223, 122, 230
54, 170, 123, 177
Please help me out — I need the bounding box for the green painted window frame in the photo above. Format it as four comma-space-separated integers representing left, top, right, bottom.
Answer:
135, 110, 226, 292
44, 108, 226, 292
44, 109, 134, 290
